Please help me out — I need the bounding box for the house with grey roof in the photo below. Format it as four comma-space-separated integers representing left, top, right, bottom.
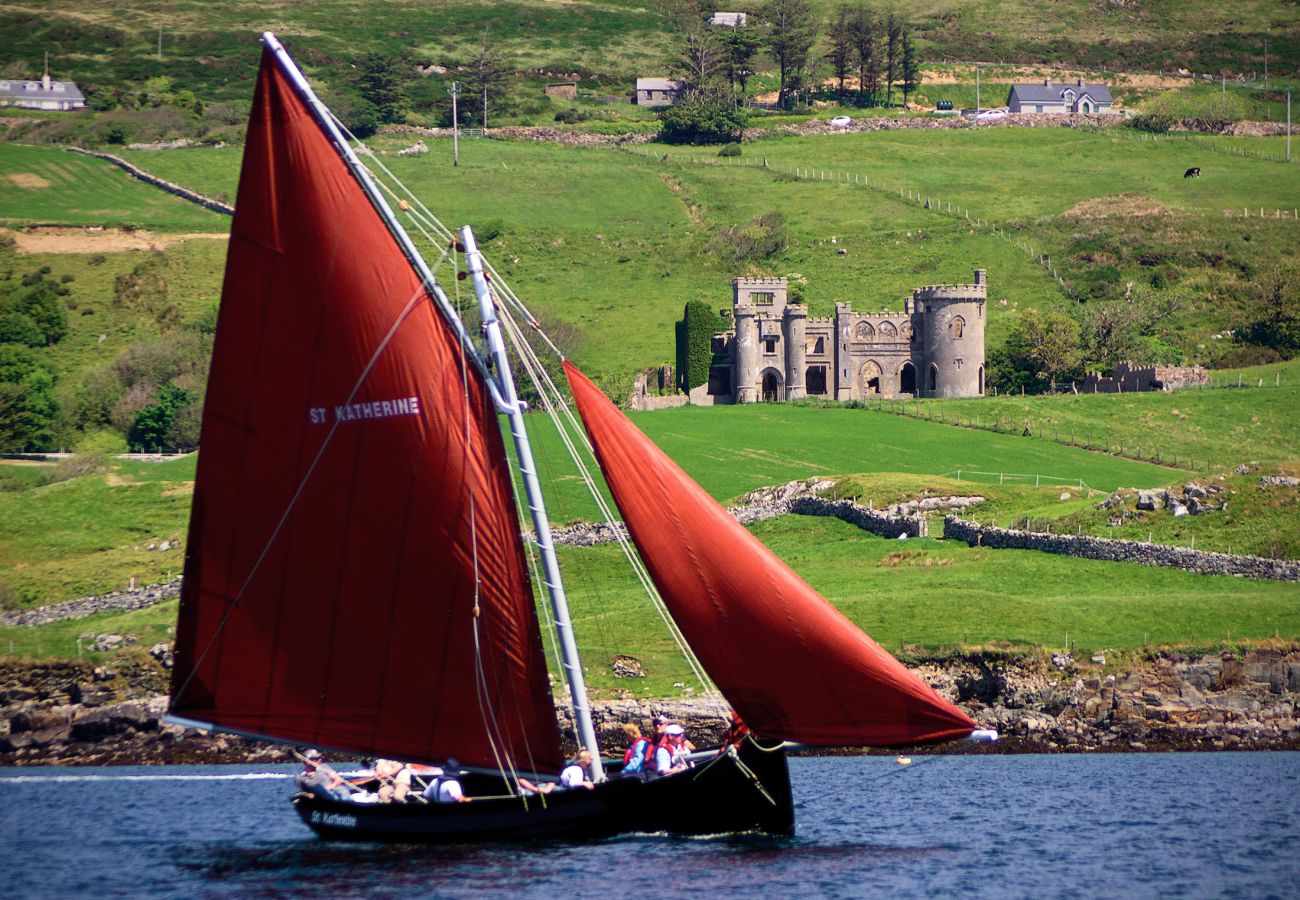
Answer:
635, 78, 681, 108
0, 73, 85, 111
1006, 79, 1113, 115
709, 12, 749, 26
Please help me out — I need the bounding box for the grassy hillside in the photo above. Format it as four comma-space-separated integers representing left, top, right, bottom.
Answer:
0, 144, 231, 232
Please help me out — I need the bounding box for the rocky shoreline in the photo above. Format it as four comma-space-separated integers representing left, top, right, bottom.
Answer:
3, 645, 1296, 766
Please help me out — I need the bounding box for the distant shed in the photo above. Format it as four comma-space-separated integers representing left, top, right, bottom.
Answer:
545, 81, 579, 101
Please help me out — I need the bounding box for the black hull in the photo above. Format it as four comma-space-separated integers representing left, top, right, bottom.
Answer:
295, 739, 794, 842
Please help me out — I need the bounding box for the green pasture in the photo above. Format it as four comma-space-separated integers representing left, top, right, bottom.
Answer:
0, 144, 229, 233
659, 128, 1300, 223
524, 400, 1182, 523
922, 360, 1300, 469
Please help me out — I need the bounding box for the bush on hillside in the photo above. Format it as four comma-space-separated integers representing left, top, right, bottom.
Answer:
706, 211, 788, 264
0, 344, 60, 452
1130, 91, 1251, 133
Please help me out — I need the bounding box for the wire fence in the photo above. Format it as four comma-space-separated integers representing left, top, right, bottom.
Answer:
941, 469, 1095, 491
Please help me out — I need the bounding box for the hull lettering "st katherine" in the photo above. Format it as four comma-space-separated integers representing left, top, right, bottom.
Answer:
308, 396, 421, 425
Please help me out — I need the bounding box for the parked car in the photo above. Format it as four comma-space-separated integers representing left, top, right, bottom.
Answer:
829, 115, 853, 127
975, 108, 1008, 121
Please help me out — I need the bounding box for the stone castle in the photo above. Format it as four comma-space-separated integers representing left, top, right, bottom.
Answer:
696, 270, 987, 403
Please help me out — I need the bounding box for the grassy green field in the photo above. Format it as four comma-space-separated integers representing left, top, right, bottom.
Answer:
0, 144, 230, 233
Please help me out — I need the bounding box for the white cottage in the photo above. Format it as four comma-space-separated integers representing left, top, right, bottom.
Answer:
0, 73, 86, 111
1006, 78, 1113, 115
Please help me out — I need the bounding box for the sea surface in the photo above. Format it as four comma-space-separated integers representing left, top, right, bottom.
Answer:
2, 753, 1297, 898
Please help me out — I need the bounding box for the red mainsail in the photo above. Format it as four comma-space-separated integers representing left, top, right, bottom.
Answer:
169, 50, 563, 772
566, 362, 979, 746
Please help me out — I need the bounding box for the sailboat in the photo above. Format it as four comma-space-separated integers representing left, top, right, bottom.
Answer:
166, 33, 994, 843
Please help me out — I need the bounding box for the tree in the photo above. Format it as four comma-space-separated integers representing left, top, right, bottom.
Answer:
763, 0, 818, 110
675, 29, 725, 99
677, 300, 726, 392
128, 383, 193, 451
852, 7, 883, 107
1006, 309, 1082, 390
720, 24, 762, 99
900, 30, 919, 107
1237, 267, 1300, 359
464, 28, 513, 127
883, 14, 902, 105
658, 91, 750, 143
825, 6, 854, 97
0, 344, 59, 451
356, 53, 407, 124
1081, 289, 1186, 373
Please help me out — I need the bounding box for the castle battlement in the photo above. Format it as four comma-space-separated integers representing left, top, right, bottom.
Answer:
912, 284, 987, 301
733, 277, 788, 287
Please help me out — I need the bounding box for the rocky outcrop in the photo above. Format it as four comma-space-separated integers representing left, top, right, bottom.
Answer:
4, 647, 1296, 765
944, 516, 1300, 581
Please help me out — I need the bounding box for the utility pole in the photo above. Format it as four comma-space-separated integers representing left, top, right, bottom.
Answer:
483, 84, 488, 130
1264, 36, 1268, 92
1287, 87, 1292, 163
448, 81, 461, 167
975, 65, 980, 126
158, 21, 163, 60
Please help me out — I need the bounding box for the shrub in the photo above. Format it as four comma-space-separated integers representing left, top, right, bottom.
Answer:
677, 300, 725, 392
554, 108, 589, 124
706, 211, 788, 264
658, 93, 749, 144
717, 144, 742, 157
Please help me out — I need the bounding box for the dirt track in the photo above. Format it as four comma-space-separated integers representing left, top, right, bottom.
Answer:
2, 227, 227, 254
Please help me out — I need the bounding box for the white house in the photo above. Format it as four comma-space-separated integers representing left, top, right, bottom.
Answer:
708, 12, 748, 26
635, 77, 681, 108
0, 73, 85, 111
1006, 79, 1113, 115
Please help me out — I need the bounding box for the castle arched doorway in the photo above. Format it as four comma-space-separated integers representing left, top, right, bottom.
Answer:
761, 369, 782, 402
860, 360, 882, 395
978, 365, 984, 395
899, 361, 916, 394
927, 363, 938, 395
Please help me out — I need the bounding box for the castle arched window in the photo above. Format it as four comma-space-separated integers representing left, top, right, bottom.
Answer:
951, 316, 965, 340
899, 361, 917, 394
860, 360, 882, 395
901, 322, 913, 341
878, 322, 897, 338
928, 363, 938, 394
854, 321, 874, 340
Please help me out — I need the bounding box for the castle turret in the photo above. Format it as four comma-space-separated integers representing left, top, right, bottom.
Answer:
734, 303, 758, 403
783, 304, 807, 400
915, 268, 987, 398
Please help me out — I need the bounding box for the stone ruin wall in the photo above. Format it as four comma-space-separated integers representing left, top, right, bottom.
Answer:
943, 516, 1300, 581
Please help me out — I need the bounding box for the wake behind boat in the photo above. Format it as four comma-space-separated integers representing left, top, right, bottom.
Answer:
165, 33, 994, 843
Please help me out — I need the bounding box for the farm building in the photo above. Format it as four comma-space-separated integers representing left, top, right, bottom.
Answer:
635, 77, 681, 107
1006, 79, 1114, 115
0, 73, 85, 111
544, 82, 579, 101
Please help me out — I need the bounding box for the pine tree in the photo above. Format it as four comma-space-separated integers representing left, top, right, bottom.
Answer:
900, 30, 919, 107
849, 6, 879, 107
763, 0, 818, 110
884, 14, 902, 106
465, 28, 513, 127
826, 6, 854, 97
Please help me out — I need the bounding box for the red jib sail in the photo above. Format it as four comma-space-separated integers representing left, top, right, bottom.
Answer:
566, 362, 979, 746
169, 49, 563, 772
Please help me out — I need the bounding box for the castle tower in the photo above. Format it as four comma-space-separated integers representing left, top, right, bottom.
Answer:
783, 304, 807, 400
915, 268, 987, 398
733, 302, 758, 404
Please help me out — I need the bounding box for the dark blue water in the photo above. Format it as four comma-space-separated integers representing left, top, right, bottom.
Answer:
2, 754, 1297, 898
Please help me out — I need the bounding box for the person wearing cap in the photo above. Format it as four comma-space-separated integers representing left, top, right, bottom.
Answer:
654, 724, 692, 776
559, 748, 596, 790
296, 749, 350, 800
424, 760, 471, 803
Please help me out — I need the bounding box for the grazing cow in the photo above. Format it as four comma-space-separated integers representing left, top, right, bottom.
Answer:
1184, 167, 1201, 178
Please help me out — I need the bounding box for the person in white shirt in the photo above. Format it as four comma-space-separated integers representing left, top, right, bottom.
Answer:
655, 724, 691, 776
559, 748, 596, 790
423, 760, 471, 803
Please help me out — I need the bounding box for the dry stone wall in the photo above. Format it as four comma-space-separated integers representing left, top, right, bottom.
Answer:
944, 517, 1300, 581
